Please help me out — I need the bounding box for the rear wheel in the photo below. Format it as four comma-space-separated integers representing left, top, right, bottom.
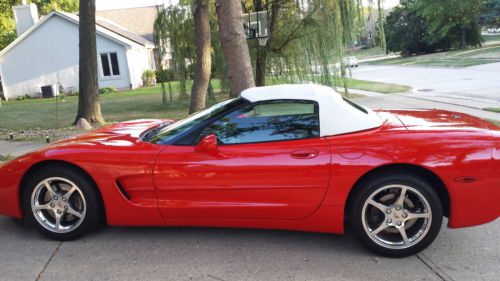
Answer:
350, 173, 443, 257
23, 166, 102, 240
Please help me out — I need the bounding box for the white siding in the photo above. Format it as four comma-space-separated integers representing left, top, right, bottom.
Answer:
0, 15, 133, 100
126, 47, 155, 89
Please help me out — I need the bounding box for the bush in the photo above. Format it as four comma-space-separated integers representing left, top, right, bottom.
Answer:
99, 87, 118, 95
142, 70, 156, 86
156, 69, 175, 83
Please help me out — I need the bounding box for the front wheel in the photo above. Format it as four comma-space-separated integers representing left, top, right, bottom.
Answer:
23, 166, 102, 240
350, 173, 443, 257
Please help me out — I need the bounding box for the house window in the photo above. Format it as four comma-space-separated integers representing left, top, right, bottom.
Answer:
100, 52, 120, 77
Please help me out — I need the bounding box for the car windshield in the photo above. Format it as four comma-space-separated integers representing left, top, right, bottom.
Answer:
147, 98, 240, 144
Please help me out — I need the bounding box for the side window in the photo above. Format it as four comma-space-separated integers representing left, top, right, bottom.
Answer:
199, 100, 319, 144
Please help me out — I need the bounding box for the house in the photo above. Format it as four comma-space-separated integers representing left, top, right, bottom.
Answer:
0, 3, 157, 100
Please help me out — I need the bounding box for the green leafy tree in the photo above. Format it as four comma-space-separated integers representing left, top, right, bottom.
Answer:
0, 0, 19, 50
478, 0, 500, 26
385, 0, 447, 54
417, 0, 484, 49
0, 0, 79, 51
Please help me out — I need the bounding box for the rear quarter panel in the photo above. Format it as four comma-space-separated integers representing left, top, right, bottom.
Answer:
323, 124, 497, 229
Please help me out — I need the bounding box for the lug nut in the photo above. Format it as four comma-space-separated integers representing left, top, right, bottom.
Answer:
402, 213, 408, 218
53, 196, 58, 200
395, 206, 401, 211
62, 197, 66, 202
386, 209, 391, 214
50, 203, 55, 208
386, 219, 392, 224
64, 206, 68, 210
57, 209, 62, 214
397, 221, 402, 226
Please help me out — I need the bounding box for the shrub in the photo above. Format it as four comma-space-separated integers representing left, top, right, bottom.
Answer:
99, 87, 118, 95
156, 69, 174, 83
142, 69, 156, 86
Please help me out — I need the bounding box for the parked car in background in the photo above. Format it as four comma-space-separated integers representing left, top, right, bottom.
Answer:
343, 56, 359, 67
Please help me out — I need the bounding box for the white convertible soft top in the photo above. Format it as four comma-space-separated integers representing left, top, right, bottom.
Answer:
241, 84, 383, 136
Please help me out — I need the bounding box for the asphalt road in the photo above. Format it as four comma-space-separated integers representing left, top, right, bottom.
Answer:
353, 62, 500, 110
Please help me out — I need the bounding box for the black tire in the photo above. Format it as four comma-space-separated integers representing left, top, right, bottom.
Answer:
22, 165, 102, 240
349, 172, 443, 257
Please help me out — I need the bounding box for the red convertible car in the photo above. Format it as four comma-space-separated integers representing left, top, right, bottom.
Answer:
1, 84, 499, 257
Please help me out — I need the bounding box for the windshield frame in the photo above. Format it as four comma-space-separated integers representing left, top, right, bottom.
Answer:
146, 98, 245, 145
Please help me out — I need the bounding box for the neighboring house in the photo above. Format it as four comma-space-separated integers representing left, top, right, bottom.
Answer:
0, 3, 156, 100
96, 5, 173, 69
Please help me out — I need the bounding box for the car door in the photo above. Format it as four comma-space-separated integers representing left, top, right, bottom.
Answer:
154, 100, 332, 220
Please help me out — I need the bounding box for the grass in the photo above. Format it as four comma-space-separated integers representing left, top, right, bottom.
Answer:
483, 34, 500, 42
0, 81, 224, 131
484, 107, 500, 113
0, 77, 409, 135
486, 119, 500, 127
268, 76, 411, 94
0, 155, 14, 164
365, 44, 500, 67
350, 47, 387, 60
345, 79, 411, 94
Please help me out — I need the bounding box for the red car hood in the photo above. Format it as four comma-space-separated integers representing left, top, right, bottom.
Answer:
380, 109, 496, 132
48, 119, 171, 148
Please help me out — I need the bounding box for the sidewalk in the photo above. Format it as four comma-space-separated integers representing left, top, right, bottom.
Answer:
0, 140, 45, 157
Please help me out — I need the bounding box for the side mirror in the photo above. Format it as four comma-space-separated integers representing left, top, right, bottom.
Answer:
195, 134, 218, 154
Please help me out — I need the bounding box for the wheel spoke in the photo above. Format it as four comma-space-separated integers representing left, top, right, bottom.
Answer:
398, 226, 410, 245
406, 211, 430, 220
395, 186, 407, 207
43, 180, 58, 197
65, 186, 78, 198
370, 223, 388, 236
33, 203, 51, 211
66, 206, 84, 219
54, 214, 62, 230
367, 199, 388, 213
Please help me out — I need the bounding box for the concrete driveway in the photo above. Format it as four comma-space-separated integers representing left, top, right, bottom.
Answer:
0, 217, 498, 281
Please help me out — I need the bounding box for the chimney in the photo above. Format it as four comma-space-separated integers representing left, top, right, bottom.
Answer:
12, 1, 39, 36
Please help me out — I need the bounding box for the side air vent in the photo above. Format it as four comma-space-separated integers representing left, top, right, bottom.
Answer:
116, 180, 131, 200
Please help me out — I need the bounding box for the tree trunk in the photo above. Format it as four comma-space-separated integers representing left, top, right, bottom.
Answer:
255, 46, 267, 86
461, 27, 467, 49
75, 0, 104, 125
216, 0, 255, 97
189, 0, 211, 114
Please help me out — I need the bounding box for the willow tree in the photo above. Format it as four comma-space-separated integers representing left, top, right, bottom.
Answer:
154, 4, 195, 102
242, 0, 363, 94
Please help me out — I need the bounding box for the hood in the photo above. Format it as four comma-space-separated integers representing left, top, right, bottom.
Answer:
48, 119, 171, 148
381, 109, 495, 132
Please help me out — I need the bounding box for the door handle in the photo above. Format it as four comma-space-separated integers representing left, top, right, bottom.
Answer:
290, 149, 319, 159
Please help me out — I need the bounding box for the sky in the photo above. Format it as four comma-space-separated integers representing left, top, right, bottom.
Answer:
96, 0, 400, 11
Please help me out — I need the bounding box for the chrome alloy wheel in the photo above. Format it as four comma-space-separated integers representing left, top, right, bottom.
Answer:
361, 184, 432, 249
30, 177, 87, 234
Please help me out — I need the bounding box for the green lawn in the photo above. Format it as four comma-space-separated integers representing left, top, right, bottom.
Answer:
365, 44, 500, 67
0, 77, 409, 135
350, 47, 387, 60
483, 34, 500, 42
486, 119, 500, 127
345, 79, 411, 94
484, 107, 500, 113
0, 155, 14, 164
0, 81, 224, 131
